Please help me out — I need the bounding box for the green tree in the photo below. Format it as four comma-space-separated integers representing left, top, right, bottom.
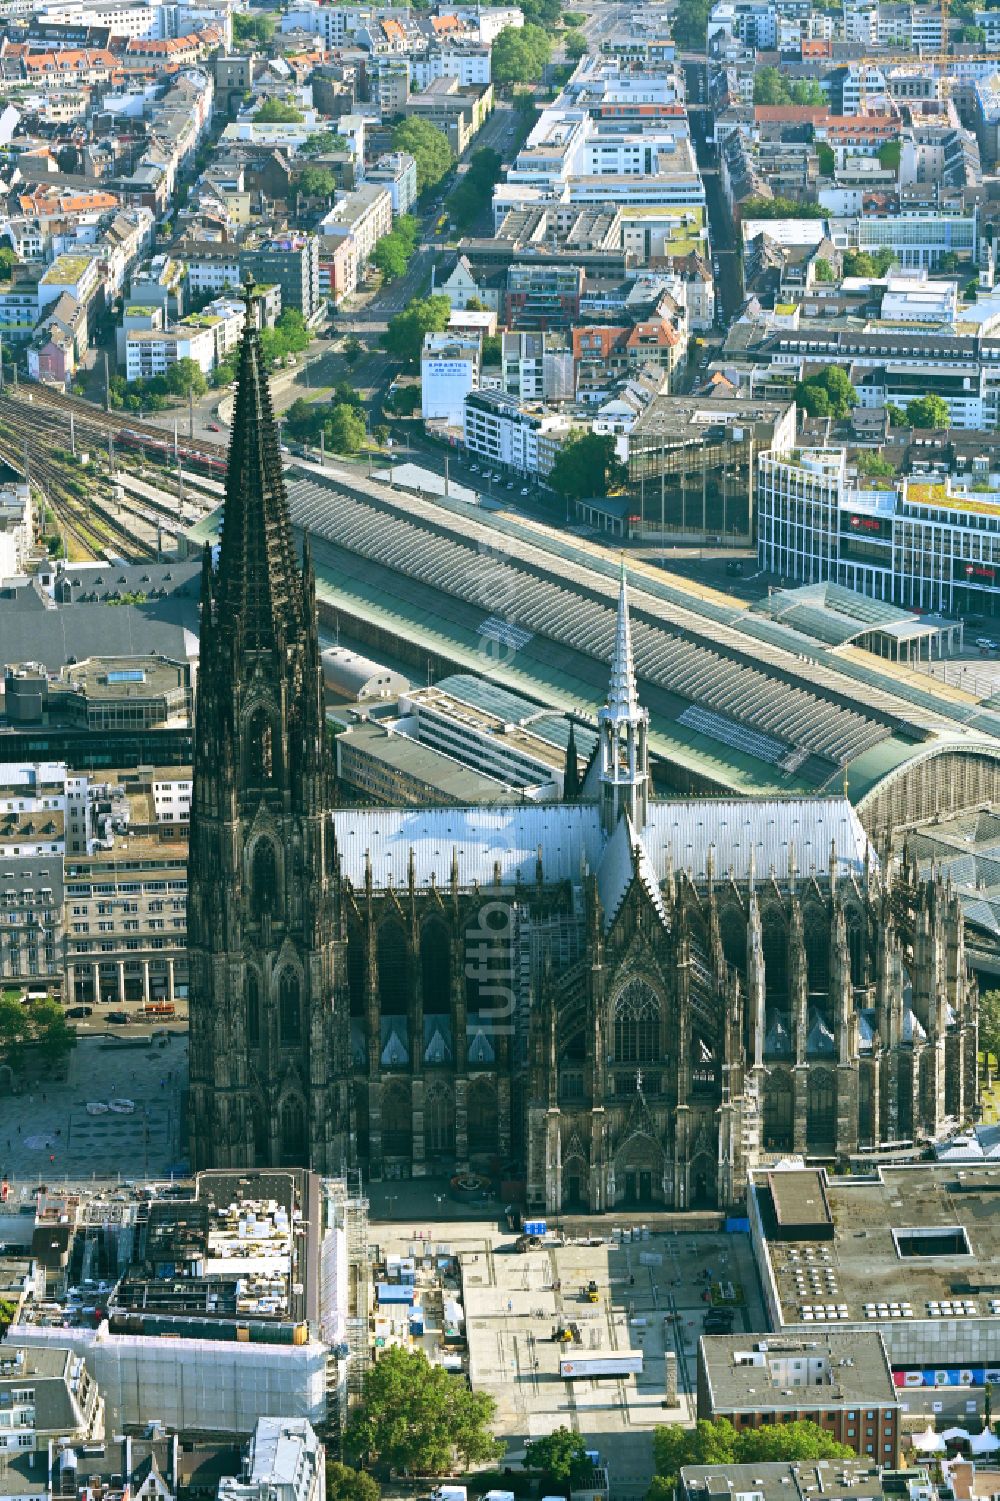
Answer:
789, 79, 825, 105
813, 258, 834, 283
563, 27, 588, 57
481, 333, 502, 365
885, 402, 908, 427
255, 98, 304, 124
650, 1419, 854, 1496
980, 989, 1000, 1075
31, 997, 76, 1066
343, 335, 364, 366
492, 23, 553, 84
327, 402, 367, 454
0, 994, 75, 1072
374, 423, 391, 446
392, 118, 454, 194
906, 394, 950, 429
448, 147, 503, 228
0, 994, 31, 1071
298, 165, 337, 201
302, 129, 339, 156
526, 1428, 595, 1490
0, 246, 15, 280
383, 294, 452, 363
795, 366, 857, 419
385, 383, 421, 415
325, 1462, 380, 1501
165, 356, 207, 398
373, 232, 411, 281
742, 195, 827, 219
283, 397, 322, 441
842, 248, 895, 277
562, 9, 586, 22
856, 450, 896, 480
513, 88, 537, 116
753, 66, 791, 105
671, 0, 712, 48
232, 10, 274, 47
878, 139, 901, 171
959, 23, 986, 42
345, 1346, 502, 1474
549, 430, 626, 501
816, 142, 835, 175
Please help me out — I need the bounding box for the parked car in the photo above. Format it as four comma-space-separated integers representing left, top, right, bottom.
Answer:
65, 1005, 93, 1019
106, 1010, 131, 1025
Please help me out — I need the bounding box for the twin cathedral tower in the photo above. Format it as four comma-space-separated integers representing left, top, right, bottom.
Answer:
187, 292, 978, 1211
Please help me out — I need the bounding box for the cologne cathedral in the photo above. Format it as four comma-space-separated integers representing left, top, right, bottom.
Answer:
188, 291, 979, 1212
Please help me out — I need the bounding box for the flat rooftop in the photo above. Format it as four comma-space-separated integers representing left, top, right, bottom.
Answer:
754, 1165, 1000, 1330
680, 1460, 905, 1501
699, 1330, 897, 1412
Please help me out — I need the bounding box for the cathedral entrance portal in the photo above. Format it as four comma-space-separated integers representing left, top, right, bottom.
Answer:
615, 1134, 662, 1207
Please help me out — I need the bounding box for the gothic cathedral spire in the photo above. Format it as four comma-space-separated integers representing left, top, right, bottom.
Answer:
598, 559, 650, 832
187, 281, 347, 1173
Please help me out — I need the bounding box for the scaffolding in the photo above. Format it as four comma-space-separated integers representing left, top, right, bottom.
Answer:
320, 1173, 371, 1443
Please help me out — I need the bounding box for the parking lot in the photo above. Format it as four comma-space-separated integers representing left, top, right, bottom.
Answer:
371, 1220, 765, 1498
0, 1032, 187, 1189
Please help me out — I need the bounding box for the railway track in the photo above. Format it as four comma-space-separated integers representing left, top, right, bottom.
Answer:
0, 397, 157, 561
4, 384, 228, 459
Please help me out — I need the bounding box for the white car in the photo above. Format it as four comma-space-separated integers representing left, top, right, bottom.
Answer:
506, 481, 515, 489
520, 486, 530, 495
470, 464, 480, 472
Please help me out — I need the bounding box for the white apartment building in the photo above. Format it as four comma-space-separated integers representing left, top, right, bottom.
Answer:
501, 331, 574, 402
707, 0, 778, 50
758, 447, 1000, 617
280, 1, 370, 45
183, 249, 241, 295
463, 389, 570, 475
320, 185, 392, 269
365, 152, 418, 216
422, 333, 480, 427
124, 296, 244, 381
410, 45, 491, 89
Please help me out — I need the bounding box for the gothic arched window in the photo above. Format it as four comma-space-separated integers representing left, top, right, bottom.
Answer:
247, 970, 260, 1046
251, 839, 277, 919
807, 1068, 836, 1150
420, 920, 451, 1011
613, 980, 660, 1064
279, 971, 300, 1043
377, 922, 411, 1013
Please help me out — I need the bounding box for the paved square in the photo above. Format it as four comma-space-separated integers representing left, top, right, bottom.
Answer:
0, 1032, 187, 1191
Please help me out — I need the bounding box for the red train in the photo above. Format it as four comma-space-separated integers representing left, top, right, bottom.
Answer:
117, 428, 227, 477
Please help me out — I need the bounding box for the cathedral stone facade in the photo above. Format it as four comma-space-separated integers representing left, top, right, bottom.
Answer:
188, 303, 979, 1206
